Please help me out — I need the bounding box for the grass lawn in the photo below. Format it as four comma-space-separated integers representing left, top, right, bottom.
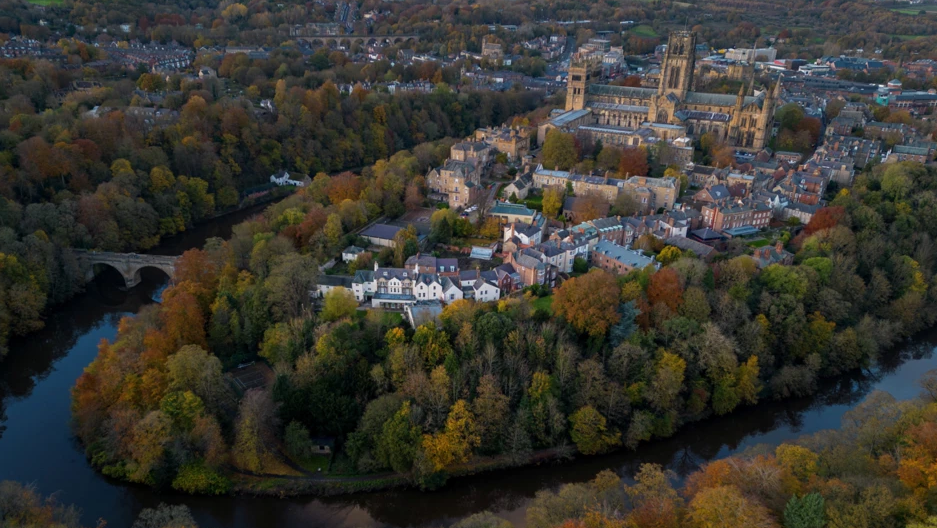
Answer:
524, 195, 543, 212
630, 25, 659, 38
295, 454, 332, 474
27, 0, 64, 5
888, 4, 937, 14
531, 295, 554, 314
747, 239, 771, 248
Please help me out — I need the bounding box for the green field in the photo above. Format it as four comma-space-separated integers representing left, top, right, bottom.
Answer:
531, 295, 553, 314
889, 34, 927, 40
524, 194, 543, 211
747, 239, 771, 248
27, 0, 64, 5
630, 25, 659, 38
888, 4, 937, 14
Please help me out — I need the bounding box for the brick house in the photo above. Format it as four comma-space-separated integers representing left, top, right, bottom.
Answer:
505, 248, 557, 287
405, 254, 460, 276
751, 241, 794, 269
701, 199, 772, 231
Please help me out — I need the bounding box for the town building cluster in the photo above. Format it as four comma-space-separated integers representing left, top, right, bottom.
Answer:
102, 42, 194, 72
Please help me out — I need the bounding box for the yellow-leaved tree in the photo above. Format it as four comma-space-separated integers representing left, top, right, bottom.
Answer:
421, 400, 480, 471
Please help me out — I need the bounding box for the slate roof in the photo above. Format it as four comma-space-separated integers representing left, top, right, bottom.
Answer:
451, 141, 488, 152
894, 145, 930, 156
593, 240, 656, 269
361, 223, 404, 241
513, 248, 546, 270
472, 278, 498, 291
684, 92, 761, 107
586, 84, 656, 99
508, 221, 542, 238
490, 202, 536, 217
588, 102, 650, 113
319, 275, 354, 287
690, 228, 725, 241
405, 254, 459, 271
590, 216, 623, 231
549, 109, 592, 127
439, 159, 476, 174
664, 236, 715, 258
674, 110, 731, 122
373, 267, 417, 281
708, 185, 730, 200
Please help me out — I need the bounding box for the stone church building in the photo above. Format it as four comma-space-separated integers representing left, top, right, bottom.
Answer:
566, 30, 779, 150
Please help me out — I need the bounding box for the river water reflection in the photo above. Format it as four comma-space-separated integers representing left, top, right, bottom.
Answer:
1, 205, 935, 527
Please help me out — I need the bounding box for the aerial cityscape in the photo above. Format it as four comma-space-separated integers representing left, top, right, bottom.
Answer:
4, 0, 937, 526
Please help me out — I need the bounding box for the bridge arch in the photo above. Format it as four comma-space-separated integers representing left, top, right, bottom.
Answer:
130, 265, 174, 289
74, 250, 178, 290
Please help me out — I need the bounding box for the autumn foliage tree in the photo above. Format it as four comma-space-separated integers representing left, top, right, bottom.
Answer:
619, 147, 649, 177
647, 267, 684, 316
421, 400, 480, 472
542, 129, 579, 171
803, 206, 846, 236
569, 406, 621, 455
542, 185, 566, 218
554, 270, 621, 338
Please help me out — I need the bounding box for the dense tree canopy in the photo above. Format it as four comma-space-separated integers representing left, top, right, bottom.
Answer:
68, 153, 937, 495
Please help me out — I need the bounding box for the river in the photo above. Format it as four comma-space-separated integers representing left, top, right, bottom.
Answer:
1, 206, 936, 527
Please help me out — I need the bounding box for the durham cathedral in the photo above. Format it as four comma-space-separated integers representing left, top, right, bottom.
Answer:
565, 30, 779, 150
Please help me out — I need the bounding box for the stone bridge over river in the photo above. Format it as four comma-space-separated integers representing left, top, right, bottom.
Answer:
73, 250, 178, 289
296, 34, 419, 48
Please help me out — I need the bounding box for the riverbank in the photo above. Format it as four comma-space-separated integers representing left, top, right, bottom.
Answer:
1, 269, 935, 528
181, 328, 934, 500
229, 446, 575, 498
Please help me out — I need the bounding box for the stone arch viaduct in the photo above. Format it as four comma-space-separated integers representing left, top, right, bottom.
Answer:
297, 34, 419, 48
73, 250, 178, 289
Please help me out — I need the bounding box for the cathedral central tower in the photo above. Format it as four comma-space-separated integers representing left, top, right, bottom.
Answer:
658, 31, 697, 100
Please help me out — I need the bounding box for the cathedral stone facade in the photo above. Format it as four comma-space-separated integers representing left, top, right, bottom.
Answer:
566, 30, 779, 150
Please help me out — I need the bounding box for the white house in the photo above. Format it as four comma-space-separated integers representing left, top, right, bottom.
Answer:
536, 241, 580, 274
471, 278, 500, 302
352, 263, 462, 308
270, 170, 306, 187
342, 245, 366, 263
313, 275, 354, 299
415, 274, 463, 303
352, 270, 376, 302
503, 221, 543, 247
